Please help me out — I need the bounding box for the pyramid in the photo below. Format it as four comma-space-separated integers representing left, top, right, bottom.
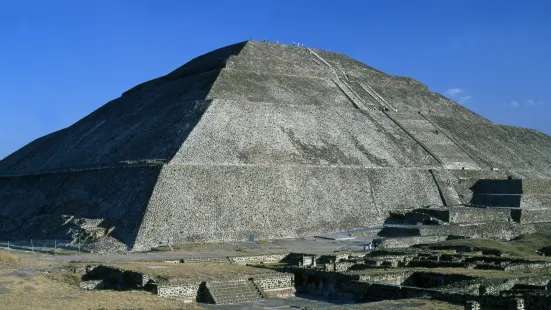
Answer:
1, 41, 551, 251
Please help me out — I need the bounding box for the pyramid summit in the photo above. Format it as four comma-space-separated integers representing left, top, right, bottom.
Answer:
1, 40, 551, 251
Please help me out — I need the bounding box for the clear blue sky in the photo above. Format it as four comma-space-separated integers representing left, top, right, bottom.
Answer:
1, 0, 550, 160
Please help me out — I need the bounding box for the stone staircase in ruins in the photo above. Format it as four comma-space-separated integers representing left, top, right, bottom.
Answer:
206, 278, 264, 304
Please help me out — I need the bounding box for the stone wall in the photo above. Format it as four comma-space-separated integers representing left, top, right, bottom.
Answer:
334, 261, 359, 272
79, 280, 104, 290
253, 274, 295, 298
373, 236, 447, 249
517, 208, 551, 224
153, 282, 202, 302
181, 257, 230, 263
152, 274, 295, 302
134, 165, 443, 250
448, 207, 513, 224
402, 221, 550, 241
231, 254, 287, 265
357, 271, 413, 285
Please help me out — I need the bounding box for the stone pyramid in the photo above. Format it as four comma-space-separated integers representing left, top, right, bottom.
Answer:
1, 41, 550, 251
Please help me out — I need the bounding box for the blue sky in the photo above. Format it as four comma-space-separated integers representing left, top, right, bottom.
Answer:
0, 0, 550, 160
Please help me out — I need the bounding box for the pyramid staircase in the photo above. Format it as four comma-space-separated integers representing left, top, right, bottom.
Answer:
205, 279, 264, 304
305, 47, 479, 171
388, 113, 479, 169
307, 48, 376, 111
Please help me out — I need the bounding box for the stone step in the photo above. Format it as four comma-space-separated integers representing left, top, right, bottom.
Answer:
207, 280, 264, 305
211, 289, 258, 294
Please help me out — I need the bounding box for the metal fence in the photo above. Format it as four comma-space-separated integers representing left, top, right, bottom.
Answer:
0, 239, 85, 253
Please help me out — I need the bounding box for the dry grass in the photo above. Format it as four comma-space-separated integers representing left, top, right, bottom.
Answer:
0, 263, 202, 310
43, 271, 82, 286
0, 250, 20, 265
108, 262, 275, 282
426, 233, 551, 259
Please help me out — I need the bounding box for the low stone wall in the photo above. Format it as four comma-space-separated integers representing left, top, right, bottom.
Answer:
518, 208, 551, 224
364, 254, 416, 268
181, 257, 230, 263
374, 236, 446, 249
253, 273, 293, 290
263, 287, 295, 298
504, 261, 551, 271
153, 282, 202, 302
448, 207, 512, 224
333, 261, 359, 272
252, 273, 295, 298
408, 261, 471, 269
152, 274, 295, 302
398, 221, 551, 241
357, 271, 413, 285
79, 280, 104, 290
231, 254, 287, 265
402, 272, 474, 289
509, 275, 551, 287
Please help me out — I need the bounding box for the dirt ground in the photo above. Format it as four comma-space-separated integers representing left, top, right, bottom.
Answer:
109, 261, 277, 283
0, 251, 201, 310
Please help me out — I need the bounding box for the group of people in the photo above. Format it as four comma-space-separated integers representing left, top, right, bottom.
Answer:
262, 38, 305, 47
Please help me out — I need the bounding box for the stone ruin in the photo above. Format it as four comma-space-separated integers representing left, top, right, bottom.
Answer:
251, 251, 551, 309
71, 248, 551, 308
1, 40, 550, 251
78, 256, 295, 305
